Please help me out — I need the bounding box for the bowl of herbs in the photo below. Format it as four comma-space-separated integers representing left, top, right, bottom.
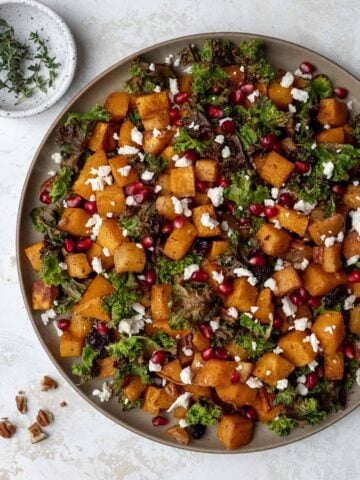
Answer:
0, 0, 76, 118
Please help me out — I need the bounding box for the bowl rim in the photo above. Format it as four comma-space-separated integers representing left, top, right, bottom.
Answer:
16, 31, 360, 454
0, 0, 77, 118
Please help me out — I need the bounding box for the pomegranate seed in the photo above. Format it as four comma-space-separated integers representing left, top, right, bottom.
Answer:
174, 92, 189, 104
199, 324, 213, 339
121, 376, 131, 388
134, 189, 149, 204
344, 344, 356, 359
244, 406, 257, 421
214, 348, 228, 360
173, 216, 185, 229
141, 236, 154, 249
184, 149, 197, 161
316, 365, 325, 379
212, 86, 222, 94
152, 415, 169, 427
305, 372, 318, 390
218, 282, 234, 296
240, 83, 254, 94
249, 255, 266, 266
238, 217, 250, 229
299, 288, 309, 302
226, 201, 236, 214
289, 291, 303, 306
334, 87, 348, 99
348, 270, 360, 283
264, 206, 278, 218
63, 238, 76, 253
207, 105, 223, 119
40, 191, 51, 204
230, 89, 243, 104
173, 119, 183, 127
196, 180, 208, 193
151, 350, 166, 365
308, 296, 322, 308
169, 107, 180, 120
201, 347, 215, 361
66, 194, 82, 208
331, 184, 346, 196
278, 192, 294, 207
97, 322, 107, 336
260, 133, 277, 149
191, 270, 209, 282
217, 176, 230, 188
76, 237, 93, 252
230, 370, 240, 384
125, 181, 143, 196
249, 203, 264, 216
221, 119, 236, 134
57, 319, 70, 331
273, 317, 283, 329
272, 142, 282, 153
300, 62, 315, 74
161, 223, 173, 235
84, 200, 97, 214
295, 161, 310, 174
145, 270, 157, 284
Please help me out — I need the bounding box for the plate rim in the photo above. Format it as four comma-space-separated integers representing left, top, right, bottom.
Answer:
16, 31, 360, 454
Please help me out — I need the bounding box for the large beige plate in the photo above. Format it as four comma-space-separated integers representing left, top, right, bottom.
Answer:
17, 32, 360, 453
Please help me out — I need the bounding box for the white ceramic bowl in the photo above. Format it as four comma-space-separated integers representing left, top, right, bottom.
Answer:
0, 0, 77, 118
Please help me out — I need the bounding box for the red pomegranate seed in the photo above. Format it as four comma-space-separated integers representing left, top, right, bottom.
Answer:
84, 200, 97, 214
76, 237, 93, 252
348, 270, 360, 283
169, 107, 181, 120
196, 180, 208, 193
40, 191, 51, 204
134, 189, 149, 204
173, 216, 185, 229
121, 376, 131, 388
273, 317, 283, 329
66, 194, 82, 208
249, 255, 266, 266
207, 105, 223, 119
295, 161, 310, 174
230, 370, 240, 384
264, 206, 278, 218
152, 415, 169, 427
221, 119, 236, 134
241, 83, 254, 94
145, 270, 157, 284
161, 223, 173, 235
217, 176, 230, 188
151, 350, 166, 365
238, 217, 250, 229
278, 192, 294, 207
289, 291, 303, 306
299, 288, 309, 302
334, 87, 348, 99
137, 279, 151, 290
201, 347, 215, 361
63, 238, 76, 253
141, 236, 154, 249
308, 296, 321, 308
174, 92, 189, 104
214, 348, 228, 360
260, 133, 277, 149
249, 203, 264, 216
125, 182, 143, 196
331, 184, 346, 196
218, 282, 234, 296
199, 324, 213, 339
226, 201, 236, 214
97, 322, 107, 336
230, 89, 243, 104
184, 149, 197, 161
300, 62, 315, 74
272, 142, 282, 153
57, 319, 70, 331
244, 406, 258, 421
173, 119, 183, 127
305, 372, 318, 390
191, 270, 209, 282
212, 86, 222, 94
316, 365, 325, 379
344, 344, 356, 359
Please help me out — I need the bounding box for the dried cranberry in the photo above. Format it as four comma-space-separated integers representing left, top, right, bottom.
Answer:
189, 424, 206, 439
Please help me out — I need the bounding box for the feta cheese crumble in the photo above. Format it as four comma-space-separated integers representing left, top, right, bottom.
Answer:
212, 271, 224, 284
246, 376, 263, 389
183, 264, 200, 280
264, 278, 277, 291
180, 367, 192, 384
281, 296, 297, 317
215, 134, 225, 144
276, 379, 289, 390
291, 88, 309, 102
247, 89, 260, 103
141, 170, 155, 181
130, 126, 143, 145
92, 382, 112, 402
91, 257, 103, 274
227, 307, 238, 319
167, 392, 192, 412
118, 145, 140, 155
85, 166, 113, 191
118, 165, 132, 177
201, 213, 219, 229
221, 146, 231, 159
280, 71, 294, 88
85, 214, 103, 240
207, 186, 224, 207
322, 161, 334, 179
40, 308, 57, 326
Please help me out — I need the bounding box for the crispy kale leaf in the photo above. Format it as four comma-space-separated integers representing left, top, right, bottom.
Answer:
224, 169, 269, 212
64, 105, 111, 134
156, 254, 201, 284
185, 402, 222, 426
313, 144, 360, 182
267, 416, 298, 436
30, 205, 65, 246
151, 331, 176, 349
71, 344, 99, 384
191, 63, 229, 94
102, 272, 139, 326
234, 314, 274, 360
289, 397, 327, 425
199, 39, 235, 66
238, 39, 275, 82
107, 336, 153, 362
40, 251, 68, 286
352, 114, 360, 145
124, 58, 175, 94
274, 385, 298, 407
49, 167, 73, 202
174, 127, 211, 154
309, 75, 333, 102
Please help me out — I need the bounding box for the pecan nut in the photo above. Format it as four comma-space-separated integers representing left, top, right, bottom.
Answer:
28, 423, 48, 444
16, 394, 28, 414
0, 420, 16, 439
41, 376, 58, 391
36, 409, 53, 427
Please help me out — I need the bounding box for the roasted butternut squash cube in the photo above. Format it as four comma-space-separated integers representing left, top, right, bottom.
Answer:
269, 205, 309, 237
98, 356, 116, 378
201, 260, 225, 290
223, 65, 246, 85
149, 321, 191, 339
268, 80, 293, 110
254, 352, 295, 386
302, 263, 347, 296
158, 359, 182, 384
254, 288, 274, 324
278, 330, 317, 366
159, 145, 176, 163
193, 359, 237, 387
72, 297, 110, 322
72, 150, 108, 200
69, 315, 93, 339
114, 243, 146, 273
109, 155, 139, 187
60, 331, 84, 357
95, 183, 126, 217
308, 214, 345, 245
118, 120, 138, 147
122, 376, 146, 402
165, 425, 190, 446
272, 267, 302, 296
324, 351, 344, 380
322, 243, 342, 273
163, 221, 197, 260
25, 241, 44, 272
350, 305, 360, 335
155, 195, 177, 220
254, 398, 283, 423
170, 166, 195, 198
224, 277, 258, 312
88, 122, 117, 152
178, 74, 193, 94
256, 223, 292, 256
192, 204, 221, 237
192, 331, 210, 351
343, 185, 360, 209
58, 208, 92, 237
77, 274, 115, 305
143, 129, 174, 155
32, 280, 57, 310
86, 242, 114, 271
342, 230, 360, 259
142, 386, 161, 415
255, 151, 295, 188
315, 126, 345, 143
184, 384, 211, 401
155, 383, 180, 409
312, 311, 345, 355
65, 253, 92, 278
97, 218, 128, 255
104, 92, 130, 121
317, 98, 348, 126
195, 159, 219, 182
207, 240, 230, 260
151, 284, 172, 321
216, 383, 257, 408
352, 283, 360, 299
136, 92, 170, 130
157, 173, 171, 195
217, 414, 254, 449
194, 192, 211, 206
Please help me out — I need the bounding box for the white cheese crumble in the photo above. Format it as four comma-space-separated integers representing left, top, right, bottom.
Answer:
125, 195, 137, 206
53, 320, 63, 337
221, 146, 231, 159
103, 247, 110, 257
171, 196, 192, 217
118, 165, 132, 177
179, 419, 189, 429
294, 317, 311, 331
154, 185, 162, 193
58, 262, 67, 270
274, 258, 285, 272
91, 257, 103, 274
347, 255, 360, 266
152, 127, 161, 138
247, 89, 260, 103
322, 161, 334, 179
85, 166, 113, 191
183, 264, 200, 280
182, 347, 193, 357
293, 199, 316, 214
130, 126, 143, 145
227, 307, 238, 319
215, 134, 225, 144
296, 383, 309, 396
153, 85, 161, 92
175, 156, 192, 167
344, 294, 356, 311
233, 267, 258, 286
273, 345, 284, 354
40, 308, 57, 326
303, 333, 320, 352
250, 306, 259, 313
118, 302, 148, 336
324, 236, 336, 247
347, 100, 353, 111
201, 213, 219, 230
291, 88, 309, 102
51, 152, 62, 164
288, 104, 297, 113
356, 368, 360, 387
262, 278, 276, 291
92, 382, 112, 402
207, 186, 224, 207
280, 71, 294, 88
308, 360, 319, 372
141, 170, 155, 181
167, 392, 192, 412
149, 360, 162, 372
294, 68, 312, 80
350, 208, 360, 235
324, 325, 336, 335
246, 376, 263, 389
210, 319, 220, 331
169, 77, 179, 96
264, 199, 275, 207
180, 367, 192, 385
85, 214, 103, 240
271, 187, 279, 199
294, 258, 309, 271
276, 379, 289, 390
212, 271, 224, 284
282, 296, 298, 317
118, 145, 140, 155
113, 132, 119, 140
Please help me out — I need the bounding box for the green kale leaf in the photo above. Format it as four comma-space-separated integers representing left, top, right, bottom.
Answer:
224, 169, 269, 212
151, 331, 177, 349
289, 397, 327, 425
64, 104, 111, 135
352, 114, 360, 145
102, 273, 139, 326
49, 167, 73, 202
191, 63, 229, 94
234, 333, 275, 360
199, 39, 235, 66
185, 402, 223, 426
313, 144, 360, 182
309, 75, 333, 102
174, 127, 211, 154
274, 385, 298, 407
71, 344, 99, 384
40, 251, 68, 286
267, 416, 298, 436
238, 40, 275, 82
156, 254, 201, 284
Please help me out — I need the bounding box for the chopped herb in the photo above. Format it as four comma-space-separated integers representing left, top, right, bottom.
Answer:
267, 416, 298, 436
185, 402, 222, 426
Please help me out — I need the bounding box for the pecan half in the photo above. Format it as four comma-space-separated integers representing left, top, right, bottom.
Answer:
0, 420, 16, 439
36, 409, 53, 427
16, 394, 28, 414
41, 376, 58, 391
28, 423, 48, 444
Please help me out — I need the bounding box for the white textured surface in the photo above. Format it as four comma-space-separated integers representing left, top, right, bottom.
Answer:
0, 1, 359, 478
